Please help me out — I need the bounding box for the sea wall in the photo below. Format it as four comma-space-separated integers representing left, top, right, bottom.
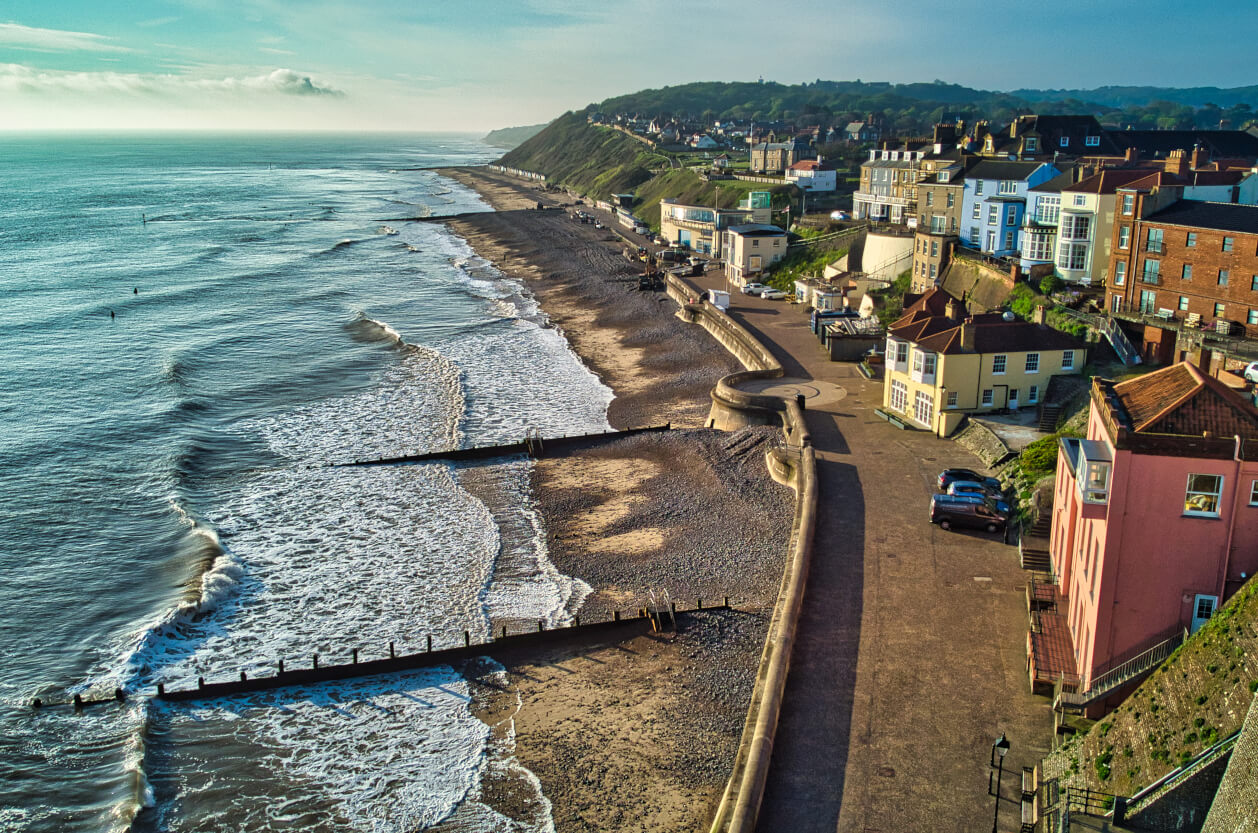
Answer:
663, 272, 820, 833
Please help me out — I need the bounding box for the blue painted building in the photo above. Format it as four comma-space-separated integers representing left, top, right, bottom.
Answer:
960, 160, 1060, 257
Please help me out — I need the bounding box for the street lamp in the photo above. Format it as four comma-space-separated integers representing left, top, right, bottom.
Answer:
990, 733, 1010, 833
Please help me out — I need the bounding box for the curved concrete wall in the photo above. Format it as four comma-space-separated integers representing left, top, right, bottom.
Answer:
664, 273, 820, 833
860, 230, 914, 280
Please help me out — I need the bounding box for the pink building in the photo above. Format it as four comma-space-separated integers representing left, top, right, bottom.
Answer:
1031, 362, 1258, 714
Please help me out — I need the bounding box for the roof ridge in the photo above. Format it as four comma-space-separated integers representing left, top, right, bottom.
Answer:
1133, 365, 1205, 432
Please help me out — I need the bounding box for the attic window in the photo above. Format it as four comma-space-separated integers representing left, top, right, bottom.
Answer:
1025, 137, 1038, 152
1085, 135, 1100, 147
1060, 137, 1070, 147
937, 171, 950, 182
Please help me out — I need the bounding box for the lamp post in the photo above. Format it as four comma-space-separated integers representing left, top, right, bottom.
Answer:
990, 732, 1010, 833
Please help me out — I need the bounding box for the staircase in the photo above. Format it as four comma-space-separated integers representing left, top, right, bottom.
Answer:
1055, 629, 1186, 712
1037, 402, 1062, 433
1098, 316, 1142, 366
1019, 499, 1053, 572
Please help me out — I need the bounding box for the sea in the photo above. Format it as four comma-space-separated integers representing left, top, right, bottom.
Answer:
0, 133, 614, 832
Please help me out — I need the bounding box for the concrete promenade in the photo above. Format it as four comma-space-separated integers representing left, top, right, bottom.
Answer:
685, 277, 1053, 833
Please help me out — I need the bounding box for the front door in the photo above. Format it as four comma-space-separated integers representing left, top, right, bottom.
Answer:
1191, 594, 1218, 633
1008, 388, 1019, 409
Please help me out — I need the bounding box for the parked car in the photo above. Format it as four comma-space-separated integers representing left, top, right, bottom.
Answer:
594, 222, 604, 229
930, 494, 1009, 533
760, 288, 787, 300
1245, 361, 1258, 383
742, 282, 767, 295
937, 468, 1001, 493
940, 490, 1012, 515
948, 480, 1005, 500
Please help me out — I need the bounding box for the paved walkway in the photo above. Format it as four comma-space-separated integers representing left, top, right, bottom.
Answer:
685, 279, 1054, 833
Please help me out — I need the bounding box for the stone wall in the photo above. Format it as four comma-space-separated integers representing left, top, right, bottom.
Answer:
1201, 693, 1258, 833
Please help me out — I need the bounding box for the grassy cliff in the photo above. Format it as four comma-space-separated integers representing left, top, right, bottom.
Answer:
496, 112, 655, 198
1044, 577, 1258, 797
482, 123, 548, 149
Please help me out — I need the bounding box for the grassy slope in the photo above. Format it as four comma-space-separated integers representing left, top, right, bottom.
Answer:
1045, 577, 1258, 797
495, 113, 793, 228
496, 112, 654, 199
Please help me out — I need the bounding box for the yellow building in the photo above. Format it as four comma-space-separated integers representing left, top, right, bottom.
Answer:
882, 289, 1086, 436
722, 223, 787, 287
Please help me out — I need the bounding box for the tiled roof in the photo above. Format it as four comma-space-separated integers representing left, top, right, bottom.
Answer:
1063, 168, 1162, 195
1111, 362, 1258, 437
1145, 200, 1258, 235
789, 159, 833, 171
888, 290, 1086, 355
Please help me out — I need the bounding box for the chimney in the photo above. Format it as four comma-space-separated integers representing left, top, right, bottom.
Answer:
1033, 305, 1047, 325
1124, 146, 1138, 164
1009, 117, 1020, 139
960, 317, 976, 351
1190, 144, 1204, 171
1164, 149, 1188, 176
945, 297, 963, 321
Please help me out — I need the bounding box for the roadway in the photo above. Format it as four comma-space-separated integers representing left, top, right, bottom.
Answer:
682, 275, 1054, 833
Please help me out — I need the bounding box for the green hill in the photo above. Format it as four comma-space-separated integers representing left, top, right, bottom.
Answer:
1044, 577, 1258, 798
482, 123, 548, 149
497, 112, 655, 197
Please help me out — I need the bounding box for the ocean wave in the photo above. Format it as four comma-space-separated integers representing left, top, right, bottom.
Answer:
344, 310, 406, 348
316, 238, 365, 256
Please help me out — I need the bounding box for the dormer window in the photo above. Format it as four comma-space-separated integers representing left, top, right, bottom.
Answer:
1025, 137, 1038, 152
937, 171, 950, 182
1085, 135, 1101, 147
1060, 137, 1070, 147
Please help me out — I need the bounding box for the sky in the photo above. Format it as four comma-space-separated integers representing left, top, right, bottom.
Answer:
2, 0, 1256, 133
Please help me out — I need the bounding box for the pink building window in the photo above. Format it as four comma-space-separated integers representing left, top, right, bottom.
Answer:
1184, 474, 1223, 517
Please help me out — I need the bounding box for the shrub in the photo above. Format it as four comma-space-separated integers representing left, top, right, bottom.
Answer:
1040, 274, 1064, 295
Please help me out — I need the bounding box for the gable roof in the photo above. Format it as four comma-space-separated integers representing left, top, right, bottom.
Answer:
1110, 362, 1258, 437
789, 159, 834, 171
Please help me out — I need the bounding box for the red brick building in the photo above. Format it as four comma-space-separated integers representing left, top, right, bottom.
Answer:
1107, 195, 1258, 363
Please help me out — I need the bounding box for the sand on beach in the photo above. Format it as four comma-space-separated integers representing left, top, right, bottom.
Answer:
437, 166, 793, 832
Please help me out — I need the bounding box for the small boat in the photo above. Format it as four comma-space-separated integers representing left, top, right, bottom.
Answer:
378, 225, 399, 236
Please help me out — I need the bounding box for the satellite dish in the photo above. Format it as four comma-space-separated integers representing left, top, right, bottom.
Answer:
1002, 310, 1016, 321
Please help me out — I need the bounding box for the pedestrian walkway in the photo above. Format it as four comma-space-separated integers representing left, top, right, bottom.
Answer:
685, 278, 1054, 833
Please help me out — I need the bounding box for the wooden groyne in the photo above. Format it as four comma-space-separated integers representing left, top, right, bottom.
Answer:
326, 424, 670, 468
30, 598, 730, 710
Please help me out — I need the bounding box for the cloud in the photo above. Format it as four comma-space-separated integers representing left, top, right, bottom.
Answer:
0, 23, 131, 53
0, 64, 344, 97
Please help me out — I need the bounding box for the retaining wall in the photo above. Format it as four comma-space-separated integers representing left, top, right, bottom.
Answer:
662, 273, 820, 833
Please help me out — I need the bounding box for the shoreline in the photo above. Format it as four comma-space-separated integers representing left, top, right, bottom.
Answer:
434, 165, 792, 831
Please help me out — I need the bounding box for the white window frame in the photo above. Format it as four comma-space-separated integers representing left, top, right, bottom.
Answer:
992, 354, 1007, 374
1006, 204, 1017, 225
890, 379, 908, 412
975, 180, 984, 195
1061, 351, 1075, 370
1121, 194, 1134, 215
972, 203, 981, 220
1184, 473, 1224, 517
1119, 226, 1130, 249
998, 180, 1017, 195
988, 205, 998, 224
1113, 261, 1127, 286
1025, 353, 1040, 374
1028, 385, 1039, 404
1085, 135, 1100, 147
1180, 296, 1190, 311
1250, 479, 1258, 506
946, 391, 958, 408
981, 389, 994, 406
913, 389, 934, 427
1060, 136, 1070, 147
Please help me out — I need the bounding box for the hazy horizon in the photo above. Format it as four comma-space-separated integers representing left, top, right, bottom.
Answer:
4, 1, 1257, 133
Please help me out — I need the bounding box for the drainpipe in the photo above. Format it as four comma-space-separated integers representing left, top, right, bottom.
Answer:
1219, 435, 1245, 600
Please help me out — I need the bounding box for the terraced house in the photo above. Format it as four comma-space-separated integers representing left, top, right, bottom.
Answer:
1107, 197, 1258, 363
882, 289, 1085, 436
1039, 364, 1258, 716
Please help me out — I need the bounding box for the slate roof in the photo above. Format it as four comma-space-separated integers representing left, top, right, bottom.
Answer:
1107, 130, 1258, 160
1110, 363, 1258, 437
888, 289, 1085, 355
1144, 200, 1258, 235
968, 160, 1050, 181
727, 223, 786, 236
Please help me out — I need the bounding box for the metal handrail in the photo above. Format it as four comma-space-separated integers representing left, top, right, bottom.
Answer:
1059, 629, 1184, 706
